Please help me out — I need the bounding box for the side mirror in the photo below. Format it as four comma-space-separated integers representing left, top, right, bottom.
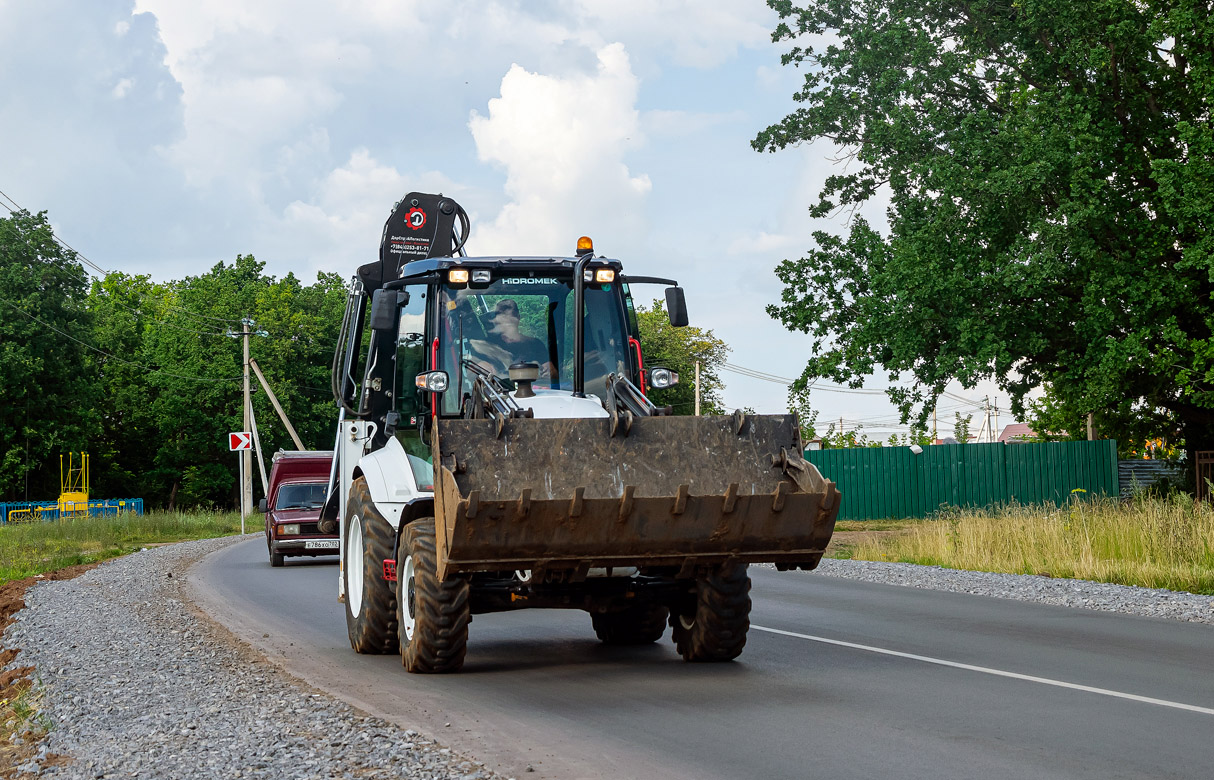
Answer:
258, 498, 267, 513
665, 286, 688, 327
370, 289, 410, 332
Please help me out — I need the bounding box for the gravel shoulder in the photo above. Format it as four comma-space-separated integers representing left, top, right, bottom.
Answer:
4, 536, 1213, 778
807, 558, 1214, 624
1, 536, 505, 780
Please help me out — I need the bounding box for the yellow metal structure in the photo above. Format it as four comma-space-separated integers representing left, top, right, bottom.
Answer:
58, 452, 90, 518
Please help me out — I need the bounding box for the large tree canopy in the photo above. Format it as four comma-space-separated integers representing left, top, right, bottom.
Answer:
754, 0, 1214, 454
0, 210, 100, 500
0, 212, 347, 507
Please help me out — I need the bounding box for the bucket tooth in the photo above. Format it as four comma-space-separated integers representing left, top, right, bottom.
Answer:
569, 486, 585, 518
672, 483, 689, 515
466, 490, 480, 519
722, 482, 738, 514
772, 481, 789, 512
517, 488, 531, 518
618, 485, 635, 522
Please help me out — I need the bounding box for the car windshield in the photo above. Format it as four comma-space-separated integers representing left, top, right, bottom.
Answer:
276, 483, 327, 510
438, 275, 628, 413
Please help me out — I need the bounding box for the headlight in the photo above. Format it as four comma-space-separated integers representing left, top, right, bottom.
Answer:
280, 523, 301, 536
415, 370, 449, 393
447, 269, 469, 284
649, 366, 679, 389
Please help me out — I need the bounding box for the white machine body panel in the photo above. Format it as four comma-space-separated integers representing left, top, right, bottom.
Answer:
356, 435, 435, 531
508, 389, 609, 419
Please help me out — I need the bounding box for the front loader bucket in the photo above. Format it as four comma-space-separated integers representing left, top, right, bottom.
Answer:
431, 413, 839, 580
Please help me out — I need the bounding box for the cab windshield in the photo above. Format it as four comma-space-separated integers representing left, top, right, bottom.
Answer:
438, 275, 628, 413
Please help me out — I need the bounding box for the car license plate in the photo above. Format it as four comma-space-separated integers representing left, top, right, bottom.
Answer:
305, 539, 339, 550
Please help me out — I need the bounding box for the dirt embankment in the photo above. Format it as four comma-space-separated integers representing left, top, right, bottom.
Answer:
1, 564, 98, 778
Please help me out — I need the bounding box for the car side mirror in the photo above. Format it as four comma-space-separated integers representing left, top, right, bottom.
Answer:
370, 289, 410, 332
665, 286, 688, 327
258, 498, 267, 513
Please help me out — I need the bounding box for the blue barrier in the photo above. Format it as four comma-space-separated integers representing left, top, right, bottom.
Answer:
0, 499, 144, 524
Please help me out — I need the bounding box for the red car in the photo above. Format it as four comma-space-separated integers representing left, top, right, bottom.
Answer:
260, 450, 338, 567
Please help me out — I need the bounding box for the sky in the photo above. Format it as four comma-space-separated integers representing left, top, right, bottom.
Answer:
0, 0, 1017, 439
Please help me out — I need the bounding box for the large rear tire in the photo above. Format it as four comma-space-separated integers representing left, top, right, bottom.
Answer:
592, 605, 669, 645
398, 518, 471, 673
671, 564, 751, 662
343, 478, 398, 654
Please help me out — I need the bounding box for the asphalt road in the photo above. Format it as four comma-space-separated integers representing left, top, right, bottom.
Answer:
191, 538, 1214, 779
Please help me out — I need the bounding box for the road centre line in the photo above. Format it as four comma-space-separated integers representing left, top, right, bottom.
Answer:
752, 624, 1214, 716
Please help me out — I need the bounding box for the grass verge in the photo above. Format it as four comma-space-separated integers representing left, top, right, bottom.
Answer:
848, 495, 1214, 594
0, 509, 246, 586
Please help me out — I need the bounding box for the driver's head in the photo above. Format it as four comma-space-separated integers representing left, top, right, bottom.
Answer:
493, 298, 520, 320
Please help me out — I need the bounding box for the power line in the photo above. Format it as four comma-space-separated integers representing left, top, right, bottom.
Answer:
0, 189, 240, 332
721, 361, 986, 405
0, 297, 243, 384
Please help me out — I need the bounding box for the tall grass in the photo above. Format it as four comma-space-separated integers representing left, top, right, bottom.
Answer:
850, 495, 1214, 594
0, 510, 247, 584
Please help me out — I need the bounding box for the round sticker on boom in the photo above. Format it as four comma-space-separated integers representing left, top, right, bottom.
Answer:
406, 207, 426, 230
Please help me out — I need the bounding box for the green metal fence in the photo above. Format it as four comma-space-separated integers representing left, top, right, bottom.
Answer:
805, 440, 1119, 520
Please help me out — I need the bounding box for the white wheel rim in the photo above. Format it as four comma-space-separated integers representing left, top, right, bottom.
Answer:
402, 554, 416, 641
347, 515, 364, 618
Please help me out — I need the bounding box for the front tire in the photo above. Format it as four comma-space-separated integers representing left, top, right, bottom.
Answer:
397, 518, 471, 673
671, 564, 751, 662
269, 550, 285, 568
343, 478, 398, 654
592, 605, 669, 645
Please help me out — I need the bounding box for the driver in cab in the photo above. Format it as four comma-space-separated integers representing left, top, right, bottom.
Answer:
484, 298, 556, 382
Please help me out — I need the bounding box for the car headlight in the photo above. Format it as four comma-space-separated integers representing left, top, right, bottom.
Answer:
280, 523, 301, 536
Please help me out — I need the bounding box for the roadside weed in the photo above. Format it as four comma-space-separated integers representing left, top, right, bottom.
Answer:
848, 496, 1214, 594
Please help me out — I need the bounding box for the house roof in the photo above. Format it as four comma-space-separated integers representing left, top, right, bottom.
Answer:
998, 423, 1036, 443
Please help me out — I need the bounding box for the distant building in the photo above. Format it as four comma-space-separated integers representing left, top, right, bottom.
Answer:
998, 423, 1037, 443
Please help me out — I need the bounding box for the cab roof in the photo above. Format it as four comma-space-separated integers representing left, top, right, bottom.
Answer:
398, 255, 623, 282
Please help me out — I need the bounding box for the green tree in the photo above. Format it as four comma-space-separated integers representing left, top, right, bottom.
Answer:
87, 272, 164, 500
0, 210, 100, 500
131, 257, 348, 509
636, 300, 730, 415
754, 1, 1214, 458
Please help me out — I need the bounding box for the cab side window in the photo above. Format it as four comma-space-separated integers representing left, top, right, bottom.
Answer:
396, 287, 428, 418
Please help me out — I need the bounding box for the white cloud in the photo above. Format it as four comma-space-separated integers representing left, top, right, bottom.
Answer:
468, 43, 650, 255
112, 77, 133, 99
277, 149, 471, 276
571, 0, 770, 68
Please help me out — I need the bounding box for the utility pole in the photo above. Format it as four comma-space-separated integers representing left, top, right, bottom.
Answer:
932, 405, 937, 443
694, 361, 701, 416
1087, 412, 1095, 441
227, 318, 269, 530
249, 358, 305, 450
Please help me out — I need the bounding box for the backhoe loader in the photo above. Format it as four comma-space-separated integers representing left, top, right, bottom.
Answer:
322, 192, 839, 672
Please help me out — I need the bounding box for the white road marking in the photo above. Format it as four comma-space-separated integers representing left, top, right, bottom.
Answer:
752, 624, 1214, 716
